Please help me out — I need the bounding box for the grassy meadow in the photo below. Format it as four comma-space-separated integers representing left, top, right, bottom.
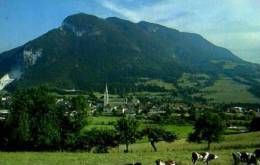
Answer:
130, 74, 260, 104
0, 131, 259, 165
82, 116, 193, 139
136, 78, 176, 90
201, 76, 260, 103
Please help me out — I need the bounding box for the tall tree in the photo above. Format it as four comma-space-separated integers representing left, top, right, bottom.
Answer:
7, 86, 61, 150
82, 128, 119, 153
142, 127, 177, 152
60, 95, 89, 150
188, 112, 225, 150
115, 116, 139, 153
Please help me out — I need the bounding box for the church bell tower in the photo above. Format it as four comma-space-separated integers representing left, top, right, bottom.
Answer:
104, 84, 109, 106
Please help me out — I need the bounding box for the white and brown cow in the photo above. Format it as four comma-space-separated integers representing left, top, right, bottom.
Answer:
155, 159, 176, 165
192, 152, 218, 165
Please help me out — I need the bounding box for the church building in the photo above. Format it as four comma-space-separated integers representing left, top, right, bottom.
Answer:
103, 84, 128, 113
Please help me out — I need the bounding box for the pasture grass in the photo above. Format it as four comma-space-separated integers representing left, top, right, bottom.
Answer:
177, 73, 209, 88
136, 78, 176, 90
202, 76, 260, 103
158, 124, 193, 139
1, 132, 259, 165
84, 116, 193, 139
81, 116, 120, 132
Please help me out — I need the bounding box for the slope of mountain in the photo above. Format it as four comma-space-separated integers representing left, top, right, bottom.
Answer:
0, 13, 259, 100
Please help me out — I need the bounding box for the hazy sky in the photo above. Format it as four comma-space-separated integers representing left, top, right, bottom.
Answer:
0, 0, 260, 64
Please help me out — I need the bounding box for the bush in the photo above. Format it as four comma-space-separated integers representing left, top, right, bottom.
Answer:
249, 117, 260, 132
82, 128, 119, 153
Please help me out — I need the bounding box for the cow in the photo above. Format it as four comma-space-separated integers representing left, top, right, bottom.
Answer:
192, 152, 218, 165
232, 152, 258, 165
155, 159, 176, 165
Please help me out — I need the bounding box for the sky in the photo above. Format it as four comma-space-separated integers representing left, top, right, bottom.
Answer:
0, 0, 260, 64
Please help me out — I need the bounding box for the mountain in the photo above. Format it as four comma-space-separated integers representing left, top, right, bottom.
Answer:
0, 13, 259, 99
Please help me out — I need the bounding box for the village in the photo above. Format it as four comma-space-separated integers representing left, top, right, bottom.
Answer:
1, 84, 260, 131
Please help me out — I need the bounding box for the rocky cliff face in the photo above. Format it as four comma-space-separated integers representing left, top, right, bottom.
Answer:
0, 68, 22, 90
0, 48, 42, 90
23, 49, 42, 67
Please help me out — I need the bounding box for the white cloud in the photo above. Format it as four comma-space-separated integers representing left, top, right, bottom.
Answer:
99, 0, 260, 63
99, 0, 141, 22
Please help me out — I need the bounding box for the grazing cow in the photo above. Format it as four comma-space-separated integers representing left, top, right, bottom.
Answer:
232, 152, 258, 165
155, 159, 176, 165
192, 152, 218, 165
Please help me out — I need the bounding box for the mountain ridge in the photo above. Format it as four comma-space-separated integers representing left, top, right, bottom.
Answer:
0, 13, 259, 98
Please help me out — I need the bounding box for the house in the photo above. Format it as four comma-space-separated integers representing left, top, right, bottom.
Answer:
0, 109, 9, 121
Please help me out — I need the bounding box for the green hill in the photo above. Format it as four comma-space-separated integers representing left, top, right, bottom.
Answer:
0, 13, 259, 99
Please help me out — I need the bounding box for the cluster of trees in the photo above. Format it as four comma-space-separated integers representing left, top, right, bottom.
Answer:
0, 86, 88, 150
188, 110, 260, 151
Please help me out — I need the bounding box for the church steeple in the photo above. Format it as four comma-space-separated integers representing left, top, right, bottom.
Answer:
104, 83, 109, 105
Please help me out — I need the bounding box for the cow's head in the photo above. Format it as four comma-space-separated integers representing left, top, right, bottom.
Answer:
155, 159, 162, 165
208, 154, 218, 161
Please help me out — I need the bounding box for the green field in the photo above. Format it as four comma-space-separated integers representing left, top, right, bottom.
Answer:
81, 116, 120, 132
82, 116, 193, 139
1, 131, 259, 165
146, 124, 193, 139
201, 77, 260, 103
178, 73, 210, 88
90, 116, 120, 125
136, 78, 176, 90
